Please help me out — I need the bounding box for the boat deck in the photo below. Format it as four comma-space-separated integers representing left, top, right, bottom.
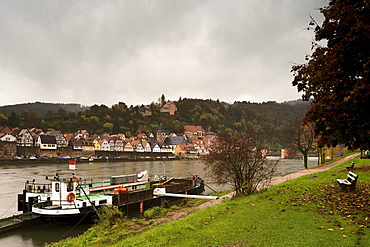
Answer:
0, 212, 39, 233
76, 192, 108, 201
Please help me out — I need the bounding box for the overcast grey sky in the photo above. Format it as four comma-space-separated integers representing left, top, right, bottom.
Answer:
0, 0, 326, 107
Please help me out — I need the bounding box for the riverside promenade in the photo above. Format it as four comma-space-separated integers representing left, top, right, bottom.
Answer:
196, 153, 360, 211
138, 153, 361, 227
268, 152, 360, 186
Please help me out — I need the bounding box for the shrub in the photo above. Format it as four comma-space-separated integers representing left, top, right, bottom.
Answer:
143, 206, 165, 220
97, 206, 124, 227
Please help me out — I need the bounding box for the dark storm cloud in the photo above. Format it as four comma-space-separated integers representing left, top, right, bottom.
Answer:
0, 0, 325, 106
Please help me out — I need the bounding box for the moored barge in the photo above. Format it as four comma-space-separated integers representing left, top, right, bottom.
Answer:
18, 170, 205, 219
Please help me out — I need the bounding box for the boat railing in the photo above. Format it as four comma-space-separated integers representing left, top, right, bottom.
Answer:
110, 174, 137, 184
25, 183, 52, 193
32, 200, 53, 209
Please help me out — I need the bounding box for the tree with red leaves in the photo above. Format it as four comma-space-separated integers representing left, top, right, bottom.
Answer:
292, 0, 370, 150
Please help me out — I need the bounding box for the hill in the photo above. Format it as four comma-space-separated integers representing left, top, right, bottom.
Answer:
0, 99, 309, 150
281, 99, 311, 111
0, 102, 89, 117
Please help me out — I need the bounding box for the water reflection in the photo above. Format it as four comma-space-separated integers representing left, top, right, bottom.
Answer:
0, 222, 90, 247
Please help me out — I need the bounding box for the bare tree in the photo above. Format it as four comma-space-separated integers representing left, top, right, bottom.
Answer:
294, 122, 316, 169
203, 130, 278, 197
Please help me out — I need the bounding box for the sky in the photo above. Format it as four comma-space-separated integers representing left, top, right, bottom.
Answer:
0, 0, 326, 107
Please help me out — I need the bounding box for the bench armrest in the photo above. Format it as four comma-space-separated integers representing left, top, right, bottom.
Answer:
349, 171, 358, 177
337, 179, 351, 185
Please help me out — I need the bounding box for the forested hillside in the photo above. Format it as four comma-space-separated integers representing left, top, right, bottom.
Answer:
0, 99, 309, 151
0, 102, 88, 117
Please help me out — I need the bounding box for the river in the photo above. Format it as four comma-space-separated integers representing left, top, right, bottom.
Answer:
0, 158, 317, 247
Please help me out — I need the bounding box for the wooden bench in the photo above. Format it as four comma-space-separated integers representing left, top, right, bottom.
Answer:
337, 171, 358, 192
346, 162, 355, 170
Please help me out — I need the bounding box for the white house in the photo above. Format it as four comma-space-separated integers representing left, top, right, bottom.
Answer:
135, 142, 145, 152
151, 143, 161, 153
0, 134, 17, 142
17, 130, 34, 147
160, 144, 172, 153
142, 141, 152, 152
99, 139, 110, 151
37, 135, 57, 150
45, 131, 67, 147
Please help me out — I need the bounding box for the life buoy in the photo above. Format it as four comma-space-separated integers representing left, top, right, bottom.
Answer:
66, 192, 76, 202
137, 172, 145, 179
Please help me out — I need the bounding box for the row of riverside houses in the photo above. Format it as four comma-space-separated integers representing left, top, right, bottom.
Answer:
0, 124, 216, 159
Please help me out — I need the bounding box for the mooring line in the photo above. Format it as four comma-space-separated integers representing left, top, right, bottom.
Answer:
55, 207, 94, 242
0, 198, 17, 218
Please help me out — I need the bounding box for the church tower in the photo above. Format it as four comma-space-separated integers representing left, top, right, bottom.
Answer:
156, 123, 167, 144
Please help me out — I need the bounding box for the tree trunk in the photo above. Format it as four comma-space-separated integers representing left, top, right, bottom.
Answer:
303, 152, 308, 169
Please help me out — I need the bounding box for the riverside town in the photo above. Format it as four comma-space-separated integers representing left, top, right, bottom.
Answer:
0, 124, 216, 160
2, 1, 370, 246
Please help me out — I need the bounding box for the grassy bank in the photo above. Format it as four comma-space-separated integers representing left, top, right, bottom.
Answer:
48, 156, 370, 246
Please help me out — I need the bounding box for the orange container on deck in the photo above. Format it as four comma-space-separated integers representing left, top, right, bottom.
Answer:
114, 187, 128, 194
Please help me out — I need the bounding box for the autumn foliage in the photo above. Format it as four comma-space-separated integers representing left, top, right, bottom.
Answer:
292, 0, 370, 149
283, 175, 370, 237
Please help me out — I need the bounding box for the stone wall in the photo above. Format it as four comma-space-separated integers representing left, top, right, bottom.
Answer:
16, 146, 95, 158
0, 144, 171, 159
17, 146, 39, 157
0, 141, 17, 158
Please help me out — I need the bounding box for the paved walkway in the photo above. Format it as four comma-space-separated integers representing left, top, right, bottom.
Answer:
268, 153, 360, 186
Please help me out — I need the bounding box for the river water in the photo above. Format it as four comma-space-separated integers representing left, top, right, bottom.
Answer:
0, 158, 317, 247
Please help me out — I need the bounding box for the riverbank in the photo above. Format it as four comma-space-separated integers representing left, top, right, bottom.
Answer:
0, 158, 317, 246
0, 155, 205, 165
48, 153, 369, 246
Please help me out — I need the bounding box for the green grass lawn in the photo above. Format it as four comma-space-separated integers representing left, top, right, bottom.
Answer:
48, 157, 370, 247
